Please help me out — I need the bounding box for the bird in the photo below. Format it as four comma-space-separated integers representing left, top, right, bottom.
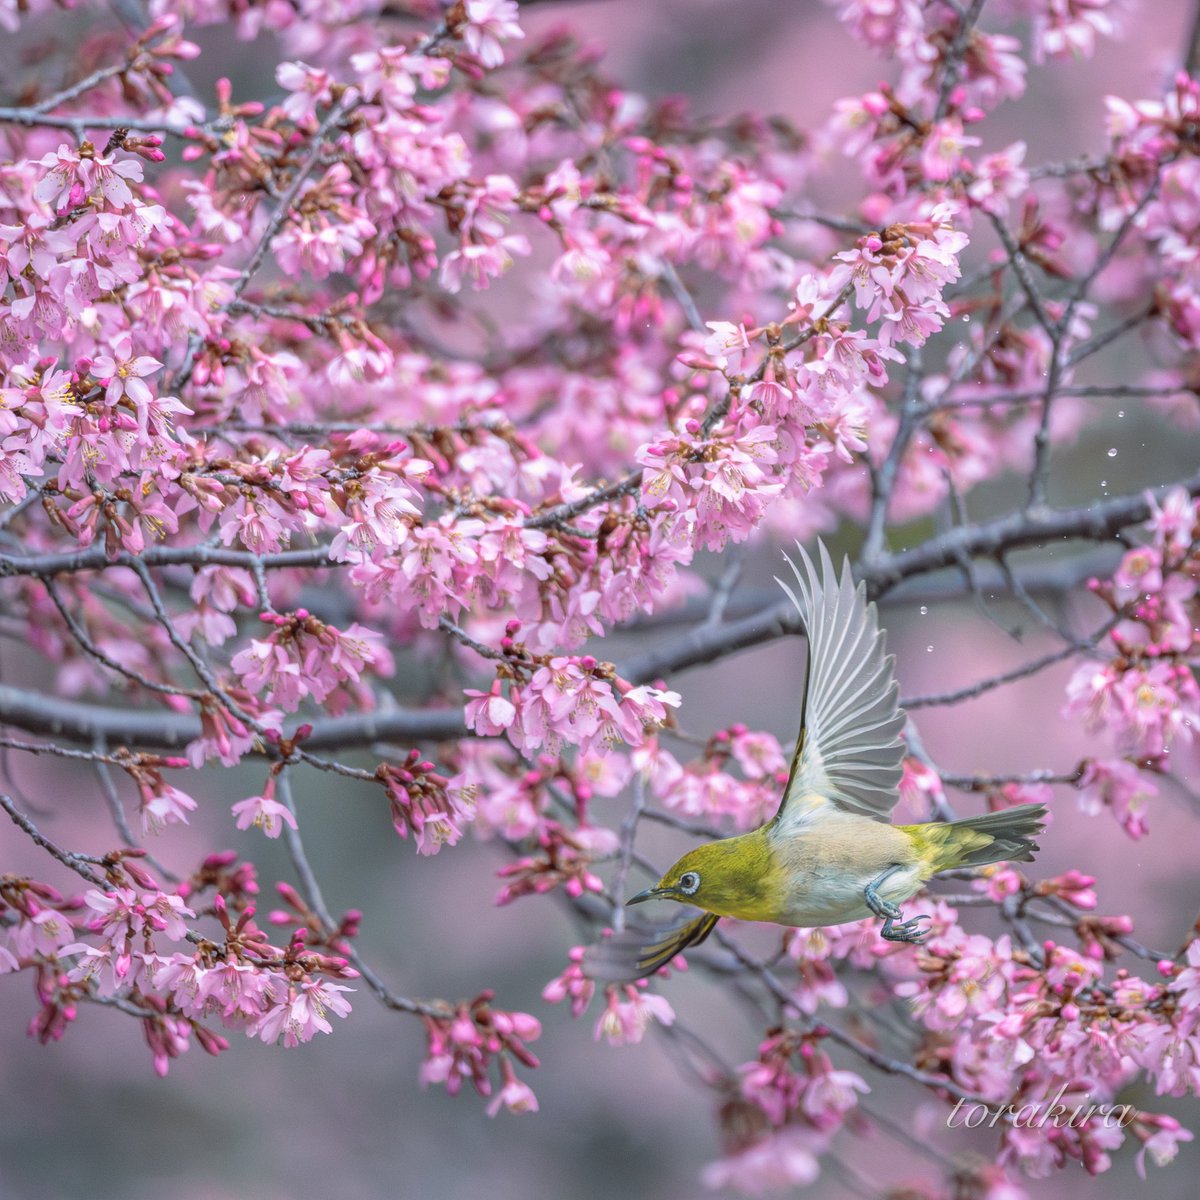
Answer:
612, 541, 1047, 980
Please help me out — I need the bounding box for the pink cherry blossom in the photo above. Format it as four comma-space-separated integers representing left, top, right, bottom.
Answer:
89, 333, 164, 409
594, 984, 675, 1046
462, 0, 524, 69
232, 778, 298, 839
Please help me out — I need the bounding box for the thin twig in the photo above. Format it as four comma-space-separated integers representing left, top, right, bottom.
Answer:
92, 736, 179, 885
1, 792, 106, 886
660, 261, 705, 334
902, 614, 1121, 709
43, 576, 196, 699
276, 772, 336, 930
863, 352, 923, 565
934, 0, 986, 121
609, 771, 647, 933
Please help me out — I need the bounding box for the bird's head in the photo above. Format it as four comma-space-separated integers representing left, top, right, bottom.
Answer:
625, 832, 777, 919
626, 844, 714, 908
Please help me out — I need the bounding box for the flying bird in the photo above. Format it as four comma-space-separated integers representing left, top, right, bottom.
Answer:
608, 542, 1046, 980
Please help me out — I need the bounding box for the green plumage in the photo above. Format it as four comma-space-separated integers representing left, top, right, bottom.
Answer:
900, 803, 1047, 873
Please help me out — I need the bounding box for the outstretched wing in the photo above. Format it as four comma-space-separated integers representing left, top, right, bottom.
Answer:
773, 541, 906, 830
582, 912, 720, 982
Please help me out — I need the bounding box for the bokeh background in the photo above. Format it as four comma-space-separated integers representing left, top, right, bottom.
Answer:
2, 1, 1200, 1197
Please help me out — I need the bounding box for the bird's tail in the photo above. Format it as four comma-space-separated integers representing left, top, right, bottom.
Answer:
906, 802, 1048, 874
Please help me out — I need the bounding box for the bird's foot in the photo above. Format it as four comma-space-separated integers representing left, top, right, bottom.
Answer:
879, 913, 932, 945
863, 877, 902, 922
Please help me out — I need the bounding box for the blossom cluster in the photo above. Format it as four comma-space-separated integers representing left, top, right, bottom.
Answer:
892, 894, 1197, 1182
419, 991, 542, 1116
703, 1030, 868, 1193
1065, 488, 1200, 837
1, 851, 358, 1074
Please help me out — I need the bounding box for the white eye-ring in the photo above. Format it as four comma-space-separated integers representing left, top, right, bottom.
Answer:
678, 871, 700, 895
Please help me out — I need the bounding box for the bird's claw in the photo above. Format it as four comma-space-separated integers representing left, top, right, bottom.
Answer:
880, 912, 932, 944
864, 871, 928, 942
863, 883, 902, 922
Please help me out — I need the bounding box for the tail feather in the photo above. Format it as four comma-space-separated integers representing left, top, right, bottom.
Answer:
911, 802, 1048, 873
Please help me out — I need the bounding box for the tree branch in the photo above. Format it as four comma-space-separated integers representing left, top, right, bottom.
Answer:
0, 683, 466, 750
624, 471, 1197, 680
6, 472, 1181, 751
0, 544, 333, 578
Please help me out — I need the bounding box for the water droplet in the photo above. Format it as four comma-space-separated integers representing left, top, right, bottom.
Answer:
926, 645, 934, 653
1117, 410, 1125, 418
919, 605, 929, 615
1106, 448, 1117, 458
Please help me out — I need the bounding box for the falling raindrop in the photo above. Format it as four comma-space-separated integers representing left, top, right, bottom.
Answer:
1117, 410, 1125, 418
1107, 448, 1117, 457
919, 605, 929, 615
926, 645, 934, 653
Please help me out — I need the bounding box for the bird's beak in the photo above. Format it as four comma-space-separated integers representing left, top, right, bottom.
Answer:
626, 886, 665, 906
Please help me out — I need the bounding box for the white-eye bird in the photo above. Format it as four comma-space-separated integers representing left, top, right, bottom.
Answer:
617, 542, 1047, 979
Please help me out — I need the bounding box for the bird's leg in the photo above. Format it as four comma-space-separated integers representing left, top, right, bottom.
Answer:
863, 866, 903, 921
864, 866, 931, 944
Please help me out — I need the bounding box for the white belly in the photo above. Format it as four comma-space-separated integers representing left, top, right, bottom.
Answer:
776, 859, 924, 927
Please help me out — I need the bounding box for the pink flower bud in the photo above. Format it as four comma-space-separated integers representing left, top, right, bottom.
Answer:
195, 1025, 230, 1056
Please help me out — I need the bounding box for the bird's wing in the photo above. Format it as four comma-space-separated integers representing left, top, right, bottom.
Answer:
581, 912, 720, 981
772, 541, 906, 831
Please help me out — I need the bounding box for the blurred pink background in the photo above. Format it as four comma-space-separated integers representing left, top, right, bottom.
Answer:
2, 1, 1199, 1197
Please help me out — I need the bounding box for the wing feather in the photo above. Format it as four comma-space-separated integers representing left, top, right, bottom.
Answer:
773, 541, 906, 828
581, 912, 720, 981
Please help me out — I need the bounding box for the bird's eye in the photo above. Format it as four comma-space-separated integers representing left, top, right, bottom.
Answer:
678, 871, 700, 895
